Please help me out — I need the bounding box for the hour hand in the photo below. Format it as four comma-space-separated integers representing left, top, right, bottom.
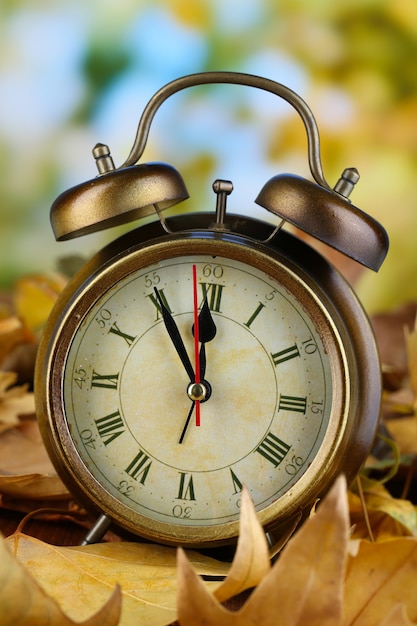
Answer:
154, 287, 194, 381
193, 298, 217, 380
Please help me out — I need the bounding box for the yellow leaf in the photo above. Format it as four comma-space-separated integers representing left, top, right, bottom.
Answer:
380, 604, 416, 626
177, 548, 236, 626
0, 371, 34, 432
177, 475, 349, 625
0, 532, 121, 626
6, 533, 230, 626
0, 316, 31, 366
0, 419, 60, 476
13, 273, 67, 332
238, 474, 348, 626
344, 538, 417, 625
0, 473, 68, 500
214, 486, 271, 603
385, 415, 417, 455
349, 478, 417, 539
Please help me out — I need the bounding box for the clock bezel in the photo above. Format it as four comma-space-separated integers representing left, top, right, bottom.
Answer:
35, 213, 381, 546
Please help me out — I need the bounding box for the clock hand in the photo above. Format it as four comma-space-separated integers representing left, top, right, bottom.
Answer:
154, 287, 194, 381
179, 401, 196, 445
192, 265, 201, 427
195, 298, 217, 381
179, 297, 217, 444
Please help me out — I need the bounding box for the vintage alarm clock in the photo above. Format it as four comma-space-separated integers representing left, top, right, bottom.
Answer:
35, 72, 389, 547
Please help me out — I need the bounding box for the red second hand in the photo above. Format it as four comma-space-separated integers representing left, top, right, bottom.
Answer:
192, 264, 201, 427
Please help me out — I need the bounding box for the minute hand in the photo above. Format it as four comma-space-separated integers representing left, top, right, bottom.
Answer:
154, 287, 194, 381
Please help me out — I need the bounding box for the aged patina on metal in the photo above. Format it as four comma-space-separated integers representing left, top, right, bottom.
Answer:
36, 72, 389, 547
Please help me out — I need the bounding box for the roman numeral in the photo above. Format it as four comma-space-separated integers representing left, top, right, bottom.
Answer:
176, 472, 196, 501
278, 394, 307, 414
271, 343, 300, 366
256, 432, 291, 467
199, 283, 224, 312
108, 322, 136, 347
91, 371, 119, 390
95, 410, 125, 446
230, 468, 243, 494
146, 289, 172, 320
244, 302, 265, 328
125, 450, 152, 484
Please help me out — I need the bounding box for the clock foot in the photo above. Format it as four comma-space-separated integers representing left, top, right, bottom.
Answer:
80, 513, 112, 546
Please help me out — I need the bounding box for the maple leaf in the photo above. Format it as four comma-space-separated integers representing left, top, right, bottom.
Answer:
178, 475, 417, 626
177, 475, 349, 626
213, 487, 271, 603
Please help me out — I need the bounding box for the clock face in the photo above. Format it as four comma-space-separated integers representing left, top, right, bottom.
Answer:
56, 244, 346, 542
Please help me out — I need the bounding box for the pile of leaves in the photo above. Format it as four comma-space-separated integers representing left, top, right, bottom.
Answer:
1, 272, 417, 625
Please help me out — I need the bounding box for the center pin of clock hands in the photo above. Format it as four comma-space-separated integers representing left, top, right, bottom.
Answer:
153, 284, 216, 444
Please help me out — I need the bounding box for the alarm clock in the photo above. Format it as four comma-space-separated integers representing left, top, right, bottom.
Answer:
35, 72, 388, 547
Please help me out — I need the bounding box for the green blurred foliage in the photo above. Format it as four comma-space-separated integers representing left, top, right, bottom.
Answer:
0, 0, 416, 313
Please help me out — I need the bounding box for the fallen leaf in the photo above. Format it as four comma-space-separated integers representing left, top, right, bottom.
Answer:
177, 475, 349, 625
344, 538, 417, 625
0, 532, 122, 626
241, 474, 348, 626
0, 419, 69, 505
371, 303, 417, 390
0, 473, 68, 500
0, 371, 34, 432
0, 315, 31, 367
349, 478, 417, 539
214, 486, 270, 603
380, 604, 416, 626
385, 415, 417, 455
6, 532, 230, 626
13, 272, 67, 332
177, 548, 236, 626
0, 420, 59, 476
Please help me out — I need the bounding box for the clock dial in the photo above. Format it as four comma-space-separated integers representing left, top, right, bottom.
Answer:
59, 248, 344, 540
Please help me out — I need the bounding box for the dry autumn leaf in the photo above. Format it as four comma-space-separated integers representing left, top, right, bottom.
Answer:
0, 532, 122, 626
349, 477, 417, 540
0, 417, 69, 507
4, 532, 232, 626
13, 272, 67, 333
1, 485, 275, 625
0, 316, 32, 368
213, 486, 271, 604
0, 371, 34, 433
344, 539, 417, 625
177, 475, 349, 626
178, 475, 417, 626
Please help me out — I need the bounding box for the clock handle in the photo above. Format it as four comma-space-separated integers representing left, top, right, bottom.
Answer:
120, 71, 331, 190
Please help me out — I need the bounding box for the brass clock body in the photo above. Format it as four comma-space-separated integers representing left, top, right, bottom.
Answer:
35, 213, 381, 547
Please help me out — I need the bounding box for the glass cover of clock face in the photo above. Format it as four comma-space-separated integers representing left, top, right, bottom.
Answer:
62, 254, 337, 528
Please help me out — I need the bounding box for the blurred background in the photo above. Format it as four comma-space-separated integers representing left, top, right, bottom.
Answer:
0, 0, 416, 314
